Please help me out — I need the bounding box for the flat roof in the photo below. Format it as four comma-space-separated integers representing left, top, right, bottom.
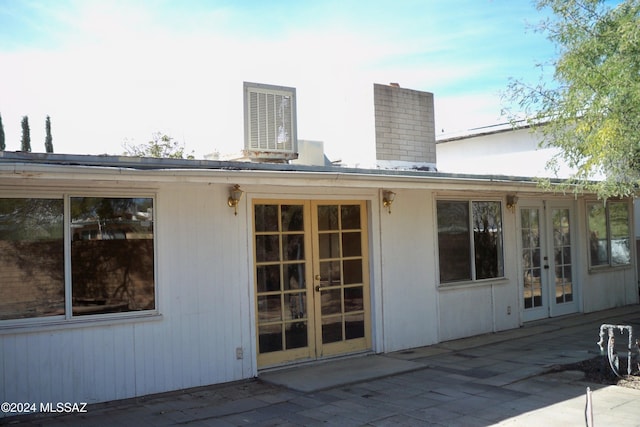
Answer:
0, 150, 562, 185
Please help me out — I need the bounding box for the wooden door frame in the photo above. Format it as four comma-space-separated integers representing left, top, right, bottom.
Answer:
252, 199, 372, 368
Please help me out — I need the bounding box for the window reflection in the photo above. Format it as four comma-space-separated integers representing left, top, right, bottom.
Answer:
437, 200, 504, 283
0, 199, 64, 320
437, 201, 471, 282
588, 201, 631, 267
71, 197, 155, 315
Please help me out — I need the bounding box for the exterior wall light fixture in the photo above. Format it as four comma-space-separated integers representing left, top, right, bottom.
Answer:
382, 190, 396, 214
506, 194, 518, 212
228, 184, 244, 216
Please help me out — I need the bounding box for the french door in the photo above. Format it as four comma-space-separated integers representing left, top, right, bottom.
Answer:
253, 200, 371, 368
519, 201, 578, 321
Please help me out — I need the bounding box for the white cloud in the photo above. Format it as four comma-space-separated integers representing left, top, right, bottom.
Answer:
0, 1, 553, 165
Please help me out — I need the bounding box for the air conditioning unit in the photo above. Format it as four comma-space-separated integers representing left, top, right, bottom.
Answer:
243, 82, 298, 162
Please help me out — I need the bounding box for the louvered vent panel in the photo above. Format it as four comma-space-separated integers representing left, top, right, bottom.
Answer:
244, 83, 297, 155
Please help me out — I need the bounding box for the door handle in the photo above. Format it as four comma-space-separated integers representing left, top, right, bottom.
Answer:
544, 265, 549, 269
314, 274, 321, 281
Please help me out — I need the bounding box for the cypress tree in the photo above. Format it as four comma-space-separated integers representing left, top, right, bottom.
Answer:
44, 116, 53, 153
21, 116, 31, 152
0, 114, 5, 151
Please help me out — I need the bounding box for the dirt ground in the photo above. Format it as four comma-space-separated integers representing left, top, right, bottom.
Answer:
550, 356, 640, 390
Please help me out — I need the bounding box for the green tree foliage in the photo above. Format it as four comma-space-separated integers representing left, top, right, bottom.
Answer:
122, 132, 194, 159
505, 0, 640, 199
44, 115, 53, 153
21, 116, 31, 152
0, 114, 5, 151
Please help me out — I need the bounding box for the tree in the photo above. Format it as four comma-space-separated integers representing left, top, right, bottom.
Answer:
21, 116, 31, 152
0, 114, 5, 151
44, 116, 53, 153
505, 0, 640, 200
122, 132, 194, 159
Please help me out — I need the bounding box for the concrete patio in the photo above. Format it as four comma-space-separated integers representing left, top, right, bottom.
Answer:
4, 305, 640, 426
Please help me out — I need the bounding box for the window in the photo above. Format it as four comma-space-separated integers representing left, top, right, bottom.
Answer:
0, 195, 156, 324
71, 197, 155, 315
0, 198, 64, 320
588, 201, 631, 267
437, 200, 504, 283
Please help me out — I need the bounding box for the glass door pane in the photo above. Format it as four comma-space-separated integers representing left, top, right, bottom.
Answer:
314, 202, 370, 356
547, 203, 578, 317
552, 208, 573, 304
521, 208, 544, 311
520, 202, 579, 321
254, 203, 311, 367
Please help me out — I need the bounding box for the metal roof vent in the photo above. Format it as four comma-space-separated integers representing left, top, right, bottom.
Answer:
243, 82, 298, 162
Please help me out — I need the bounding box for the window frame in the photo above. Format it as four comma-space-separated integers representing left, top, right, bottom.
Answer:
435, 197, 505, 286
0, 191, 159, 330
586, 199, 632, 270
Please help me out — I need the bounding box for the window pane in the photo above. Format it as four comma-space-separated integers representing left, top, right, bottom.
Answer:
257, 264, 281, 292
285, 321, 307, 350
256, 235, 280, 262
319, 233, 340, 259
257, 295, 282, 322
320, 260, 341, 286
284, 292, 306, 320
285, 264, 305, 290
321, 289, 342, 315
0, 199, 64, 320
317, 205, 338, 231
609, 202, 630, 265
342, 232, 361, 257
437, 201, 471, 282
283, 234, 304, 260
71, 197, 155, 316
345, 314, 365, 339
343, 259, 363, 284
281, 205, 303, 232
255, 205, 279, 232
344, 286, 364, 312
341, 205, 361, 229
587, 203, 608, 266
473, 201, 503, 279
259, 324, 282, 353
322, 316, 342, 343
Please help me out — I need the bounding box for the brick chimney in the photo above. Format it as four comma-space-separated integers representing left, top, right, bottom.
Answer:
374, 83, 436, 170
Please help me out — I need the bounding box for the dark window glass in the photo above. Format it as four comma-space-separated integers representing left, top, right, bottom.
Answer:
437, 201, 471, 282
341, 205, 361, 229
255, 204, 279, 232
473, 201, 503, 279
257, 265, 281, 292
0, 199, 64, 320
281, 205, 303, 231
283, 234, 304, 261
588, 203, 608, 266
588, 201, 631, 267
71, 197, 155, 316
610, 202, 630, 265
317, 205, 338, 231
437, 200, 504, 283
342, 232, 361, 257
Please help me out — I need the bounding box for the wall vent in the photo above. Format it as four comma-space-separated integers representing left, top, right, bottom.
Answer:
243, 82, 298, 162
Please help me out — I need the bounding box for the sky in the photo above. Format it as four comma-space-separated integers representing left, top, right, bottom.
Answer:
0, 0, 555, 166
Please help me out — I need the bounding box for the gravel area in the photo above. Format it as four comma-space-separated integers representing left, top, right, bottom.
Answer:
549, 355, 640, 390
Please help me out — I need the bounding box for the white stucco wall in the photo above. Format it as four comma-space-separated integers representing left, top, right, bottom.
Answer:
436, 127, 572, 178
